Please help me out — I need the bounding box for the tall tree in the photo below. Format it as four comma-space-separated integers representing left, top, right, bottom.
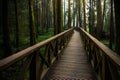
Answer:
72, 1, 76, 27
56, 0, 63, 33
83, 0, 86, 30
68, 0, 71, 28
114, 0, 120, 54
2, 0, 11, 57
102, 0, 106, 26
0, 0, 2, 42
63, 0, 66, 28
29, 0, 38, 80
75, 0, 79, 28
109, 0, 114, 49
78, 0, 82, 27
29, 0, 36, 45
34, 0, 40, 36
89, 0, 92, 33
53, 0, 57, 34
14, 0, 19, 51
96, 0, 103, 39
89, 0, 95, 35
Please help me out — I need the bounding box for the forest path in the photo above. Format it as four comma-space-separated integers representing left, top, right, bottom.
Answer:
44, 30, 96, 80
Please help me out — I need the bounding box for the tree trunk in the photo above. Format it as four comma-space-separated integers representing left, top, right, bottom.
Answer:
89, 0, 92, 33
96, 0, 103, 39
53, 0, 57, 35
29, 0, 36, 45
78, 0, 82, 27
2, 0, 11, 57
114, 0, 120, 54
34, 0, 39, 37
102, 0, 106, 26
72, 2, 76, 27
56, 0, 63, 33
109, 0, 114, 49
68, 0, 71, 28
14, 0, 19, 51
64, 0, 65, 28
83, 0, 86, 31
29, 0, 38, 80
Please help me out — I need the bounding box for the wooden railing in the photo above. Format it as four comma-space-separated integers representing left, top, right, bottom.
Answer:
0, 28, 73, 80
79, 28, 120, 80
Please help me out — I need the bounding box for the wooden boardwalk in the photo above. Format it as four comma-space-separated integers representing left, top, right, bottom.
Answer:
44, 30, 96, 80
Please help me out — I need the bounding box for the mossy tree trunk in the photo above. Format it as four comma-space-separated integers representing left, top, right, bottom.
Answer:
29, 0, 38, 80
29, 0, 36, 45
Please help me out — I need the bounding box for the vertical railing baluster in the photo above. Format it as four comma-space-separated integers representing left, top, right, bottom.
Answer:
30, 52, 40, 80
55, 39, 59, 59
48, 44, 51, 65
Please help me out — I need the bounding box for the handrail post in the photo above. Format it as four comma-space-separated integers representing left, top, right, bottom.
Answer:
108, 61, 120, 80
30, 53, 40, 80
55, 39, 59, 59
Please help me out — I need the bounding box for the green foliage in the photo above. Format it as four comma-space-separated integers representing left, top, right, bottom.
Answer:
37, 27, 54, 42
100, 39, 115, 50
100, 39, 109, 46
86, 27, 89, 32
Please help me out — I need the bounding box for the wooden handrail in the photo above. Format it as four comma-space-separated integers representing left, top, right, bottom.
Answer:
0, 28, 73, 70
0, 28, 73, 80
80, 28, 120, 67
79, 28, 120, 80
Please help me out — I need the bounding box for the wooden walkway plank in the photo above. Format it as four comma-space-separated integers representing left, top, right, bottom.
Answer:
44, 30, 96, 80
